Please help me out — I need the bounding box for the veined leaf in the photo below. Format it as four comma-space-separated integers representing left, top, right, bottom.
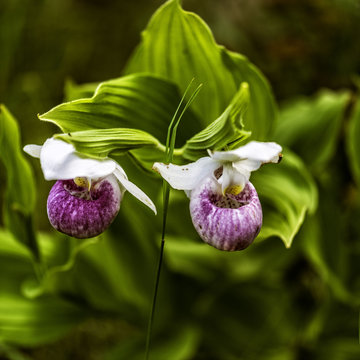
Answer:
0, 105, 38, 259
40, 74, 202, 145
125, 0, 276, 139
252, 149, 318, 248
221, 50, 278, 140
347, 95, 360, 186
55, 128, 164, 159
275, 89, 351, 174
182, 82, 251, 160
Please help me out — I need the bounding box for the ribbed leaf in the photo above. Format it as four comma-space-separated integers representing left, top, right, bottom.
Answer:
125, 0, 276, 139
39, 74, 201, 145
182, 82, 251, 160
252, 150, 318, 248
55, 128, 164, 159
275, 89, 350, 174
347, 95, 360, 186
0, 105, 38, 259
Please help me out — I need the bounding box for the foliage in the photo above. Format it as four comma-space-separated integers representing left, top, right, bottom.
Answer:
0, 0, 359, 359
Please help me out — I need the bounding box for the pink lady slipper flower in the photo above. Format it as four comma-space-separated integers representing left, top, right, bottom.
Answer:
24, 138, 156, 238
153, 141, 282, 251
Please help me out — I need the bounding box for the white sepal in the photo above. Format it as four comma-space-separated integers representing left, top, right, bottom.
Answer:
211, 141, 282, 164
38, 138, 116, 180
152, 157, 220, 191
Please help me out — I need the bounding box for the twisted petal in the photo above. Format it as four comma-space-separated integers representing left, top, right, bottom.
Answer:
24, 138, 116, 181
153, 157, 220, 191
114, 166, 157, 214
210, 141, 282, 165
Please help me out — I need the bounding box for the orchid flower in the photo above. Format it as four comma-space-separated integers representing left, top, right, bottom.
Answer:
153, 141, 282, 251
24, 138, 156, 238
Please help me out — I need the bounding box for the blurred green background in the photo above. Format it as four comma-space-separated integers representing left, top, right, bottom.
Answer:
1, 0, 360, 359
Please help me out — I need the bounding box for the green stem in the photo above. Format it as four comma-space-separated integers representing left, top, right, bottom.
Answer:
145, 181, 170, 360
145, 79, 202, 359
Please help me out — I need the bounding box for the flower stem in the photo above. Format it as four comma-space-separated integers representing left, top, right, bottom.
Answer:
145, 79, 202, 359
145, 181, 170, 360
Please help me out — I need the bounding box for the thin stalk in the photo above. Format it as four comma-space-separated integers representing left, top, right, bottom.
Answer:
144, 79, 202, 359
145, 181, 170, 360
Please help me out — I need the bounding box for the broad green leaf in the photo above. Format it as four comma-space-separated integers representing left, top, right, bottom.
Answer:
0, 105, 38, 259
300, 215, 359, 306
347, 95, 360, 185
221, 50, 277, 140
0, 230, 88, 346
164, 236, 226, 282
252, 149, 318, 248
40, 74, 201, 145
182, 82, 251, 160
55, 128, 164, 159
275, 89, 350, 174
0, 294, 87, 346
164, 233, 296, 283
125, 0, 277, 139
22, 235, 101, 299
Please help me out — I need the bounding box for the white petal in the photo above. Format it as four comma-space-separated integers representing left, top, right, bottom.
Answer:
23, 144, 42, 158
40, 138, 116, 180
219, 163, 248, 195
211, 141, 282, 163
152, 157, 220, 191
233, 158, 262, 173
114, 166, 157, 214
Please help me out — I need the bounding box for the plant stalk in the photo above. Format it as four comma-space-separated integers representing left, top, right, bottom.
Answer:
145, 181, 170, 360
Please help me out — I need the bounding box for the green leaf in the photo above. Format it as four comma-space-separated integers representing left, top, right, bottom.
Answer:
22, 234, 101, 299
221, 50, 278, 140
40, 74, 202, 145
347, 95, 360, 186
300, 215, 359, 306
55, 128, 164, 159
252, 149, 318, 248
0, 294, 88, 346
182, 82, 251, 160
0, 229, 88, 346
125, 0, 277, 139
275, 89, 351, 174
0, 105, 39, 259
